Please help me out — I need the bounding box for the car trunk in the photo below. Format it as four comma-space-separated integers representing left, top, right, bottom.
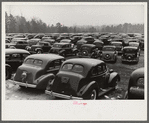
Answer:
51, 71, 84, 97
124, 53, 137, 60
14, 64, 44, 85
102, 51, 115, 59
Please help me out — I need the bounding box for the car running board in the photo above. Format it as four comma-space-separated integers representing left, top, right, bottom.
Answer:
98, 87, 115, 98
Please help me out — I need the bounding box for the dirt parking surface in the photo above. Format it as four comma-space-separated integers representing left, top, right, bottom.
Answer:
5, 51, 144, 100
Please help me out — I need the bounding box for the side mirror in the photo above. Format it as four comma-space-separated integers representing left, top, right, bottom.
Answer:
109, 69, 114, 73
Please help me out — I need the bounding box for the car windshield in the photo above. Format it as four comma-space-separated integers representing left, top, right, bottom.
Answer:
62, 63, 84, 73
103, 47, 115, 51
25, 58, 43, 66
53, 44, 62, 48
123, 48, 137, 53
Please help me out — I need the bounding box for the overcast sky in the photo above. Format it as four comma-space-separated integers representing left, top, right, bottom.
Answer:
4, 3, 145, 26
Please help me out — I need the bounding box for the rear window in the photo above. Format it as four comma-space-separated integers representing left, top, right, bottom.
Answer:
72, 65, 84, 72
25, 58, 43, 66
103, 47, 115, 51
123, 48, 137, 53
62, 64, 84, 73
62, 63, 73, 70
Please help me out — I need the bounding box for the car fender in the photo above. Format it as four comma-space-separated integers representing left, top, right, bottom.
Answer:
36, 73, 55, 89
72, 48, 78, 52
59, 50, 65, 54
78, 81, 98, 97
108, 72, 120, 84
35, 48, 43, 52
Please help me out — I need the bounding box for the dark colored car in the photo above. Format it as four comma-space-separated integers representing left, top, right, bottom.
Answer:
93, 40, 104, 50
110, 41, 123, 54
100, 46, 117, 63
78, 44, 101, 58
45, 58, 120, 100
124, 67, 144, 99
13, 54, 65, 89
128, 42, 141, 56
27, 41, 52, 54
6, 40, 28, 49
121, 46, 139, 63
5, 49, 30, 80
49, 43, 78, 57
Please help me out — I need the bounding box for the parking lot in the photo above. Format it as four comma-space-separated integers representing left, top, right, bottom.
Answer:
5, 50, 144, 100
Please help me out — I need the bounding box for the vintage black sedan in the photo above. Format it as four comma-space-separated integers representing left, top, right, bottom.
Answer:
100, 45, 117, 63
45, 58, 120, 100
5, 49, 30, 80
49, 43, 78, 57
27, 41, 52, 54
13, 54, 65, 89
78, 44, 101, 58
124, 67, 144, 99
121, 46, 139, 63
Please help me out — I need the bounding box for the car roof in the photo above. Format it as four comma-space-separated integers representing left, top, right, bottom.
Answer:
123, 46, 138, 49
5, 49, 30, 54
63, 58, 104, 67
26, 54, 64, 62
54, 43, 70, 45
81, 44, 96, 47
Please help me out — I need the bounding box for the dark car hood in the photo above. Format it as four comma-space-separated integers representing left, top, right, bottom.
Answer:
51, 71, 84, 96
14, 64, 44, 84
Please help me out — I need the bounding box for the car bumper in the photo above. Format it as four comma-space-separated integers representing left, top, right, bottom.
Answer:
45, 90, 83, 100
13, 80, 37, 88
122, 59, 138, 62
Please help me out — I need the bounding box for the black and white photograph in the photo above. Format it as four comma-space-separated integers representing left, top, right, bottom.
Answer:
2, 2, 147, 121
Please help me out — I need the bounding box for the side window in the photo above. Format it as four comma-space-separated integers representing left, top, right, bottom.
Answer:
48, 60, 61, 70
97, 65, 103, 74
21, 54, 29, 60
91, 68, 97, 76
54, 60, 61, 69
11, 54, 21, 60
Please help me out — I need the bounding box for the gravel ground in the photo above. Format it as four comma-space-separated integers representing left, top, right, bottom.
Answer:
5, 51, 144, 100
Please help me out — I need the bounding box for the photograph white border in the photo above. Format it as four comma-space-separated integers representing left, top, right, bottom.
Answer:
2, 2, 147, 121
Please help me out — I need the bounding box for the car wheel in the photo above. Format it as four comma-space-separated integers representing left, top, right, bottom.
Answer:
89, 89, 97, 100
6, 67, 12, 80
37, 50, 42, 54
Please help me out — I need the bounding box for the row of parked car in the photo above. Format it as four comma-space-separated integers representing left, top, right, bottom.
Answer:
6, 39, 142, 64
5, 48, 144, 100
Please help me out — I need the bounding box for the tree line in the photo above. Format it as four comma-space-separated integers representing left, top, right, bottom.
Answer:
5, 12, 144, 33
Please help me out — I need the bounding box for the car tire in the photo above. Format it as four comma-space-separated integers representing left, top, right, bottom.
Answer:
110, 77, 119, 89
88, 88, 97, 100
6, 67, 12, 80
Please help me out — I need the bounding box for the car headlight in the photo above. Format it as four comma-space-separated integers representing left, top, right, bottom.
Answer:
137, 78, 144, 88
